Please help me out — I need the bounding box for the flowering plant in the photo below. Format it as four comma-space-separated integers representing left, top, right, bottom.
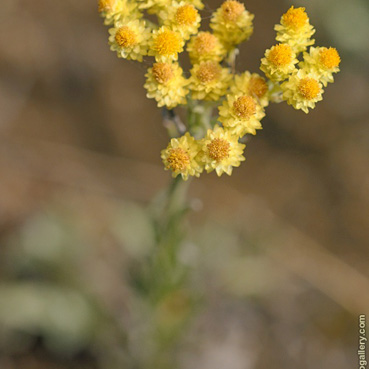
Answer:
97, 3, 342, 363
99, 0, 341, 180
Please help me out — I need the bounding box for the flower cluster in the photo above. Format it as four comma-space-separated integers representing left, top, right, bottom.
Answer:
99, 2, 340, 180
261, 6, 341, 113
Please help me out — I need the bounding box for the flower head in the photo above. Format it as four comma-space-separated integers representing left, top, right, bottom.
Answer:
99, 0, 141, 25
319, 47, 341, 70
115, 27, 137, 47
176, 4, 198, 25
109, 19, 150, 61
159, 2, 201, 40
144, 62, 189, 108
161, 133, 203, 180
221, 0, 245, 22
199, 125, 245, 176
189, 61, 232, 101
210, 0, 254, 49
99, 0, 116, 13
218, 94, 265, 136
149, 27, 185, 62
260, 43, 298, 81
233, 95, 256, 119
298, 78, 320, 100
282, 6, 309, 31
275, 6, 315, 54
281, 69, 323, 113
187, 32, 226, 63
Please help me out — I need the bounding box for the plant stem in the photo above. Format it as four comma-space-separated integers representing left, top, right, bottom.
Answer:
162, 108, 186, 137
187, 99, 214, 138
148, 176, 191, 301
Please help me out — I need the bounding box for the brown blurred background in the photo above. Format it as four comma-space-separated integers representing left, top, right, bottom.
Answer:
0, 0, 368, 368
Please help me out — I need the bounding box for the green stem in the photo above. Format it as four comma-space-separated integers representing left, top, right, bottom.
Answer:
187, 99, 215, 138
139, 176, 193, 369
147, 176, 191, 302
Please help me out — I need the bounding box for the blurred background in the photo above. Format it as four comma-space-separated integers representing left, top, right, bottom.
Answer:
0, 0, 368, 368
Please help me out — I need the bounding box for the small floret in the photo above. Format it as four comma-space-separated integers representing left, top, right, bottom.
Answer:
260, 44, 298, 81
297, 78, 320, 100
109, 19, 150, 61
210, 0, 254, 49
319, 47, 341, 70
161, 133, 203, 180
218, 94, 264, 136
189, 61, 232, 101
275, 6, 315, 54
281, 70, 323, 113
159, 2, 201, 40
149, 27, 184, 62
221, 0, 245, 22
282, 6, 308, 31
99, 0, 141, 25
187, 32, 226, 63
198, 126, 245, 176
144, 62, 190, 108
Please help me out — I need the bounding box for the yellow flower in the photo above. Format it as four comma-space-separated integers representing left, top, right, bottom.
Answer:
281, 69, 323, 113
109, 19, 151, 61
159, 2, 201, 40
260, 43, 298, 81
186, 32, 227, 63
144, 62, 189, 109
99, 0, 141, 25
161, 133, 203, 180
199, 125, 245, 176
149, 27, 184, 62
218, 94, 265, 136
189, 61, 232, 101
230, 71, 269, 108
210, 0, 254, 49
299, 46, 341, 86
275, 6, 315, 54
